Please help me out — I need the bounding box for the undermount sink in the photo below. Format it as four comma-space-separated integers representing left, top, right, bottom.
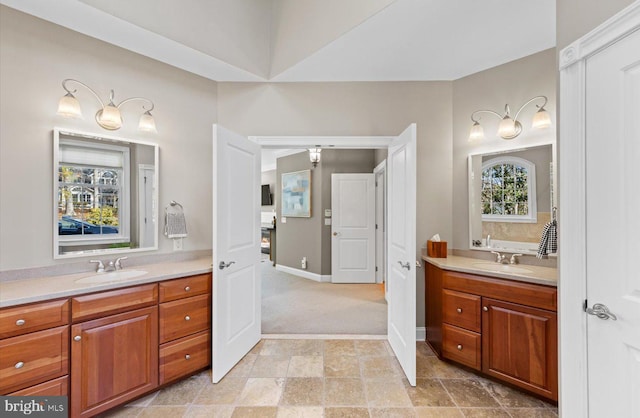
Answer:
75, 270, 148, 284
471, 262, 533, 275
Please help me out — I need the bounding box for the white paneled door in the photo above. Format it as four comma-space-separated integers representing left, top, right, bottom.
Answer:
387, 124, 417, 386
212, 125, 261, 383
331, 173, 376, 283
585, 28, 640, 417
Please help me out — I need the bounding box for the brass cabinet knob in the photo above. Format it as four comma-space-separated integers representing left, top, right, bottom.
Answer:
185, 315, 191, 321
483, 306, 489, 312
185, 354, 191, 360
74, 335, 82, 342
15, 361, 24, 369
456, 308, 462, 313
184, 286, 191, 292
456, 344, 463, 351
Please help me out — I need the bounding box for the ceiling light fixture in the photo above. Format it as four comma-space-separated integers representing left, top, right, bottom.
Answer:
309, 148, 322, 168
57, 79, 157, 133
469, 96, 551, 141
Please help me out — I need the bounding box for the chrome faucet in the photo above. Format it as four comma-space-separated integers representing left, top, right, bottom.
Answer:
105, 260, 116, 272
490, 251, 507, 264
486, 234, 491, 248
114, 257, 128, 270
90, 259, 105, 273
509, 254, 523, 265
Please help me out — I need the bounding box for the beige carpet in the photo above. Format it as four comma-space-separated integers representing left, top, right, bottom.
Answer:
261, 261, 387, 335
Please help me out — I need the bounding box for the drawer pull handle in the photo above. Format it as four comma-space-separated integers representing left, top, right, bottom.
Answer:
185, 315, 191, 321
185, 286, 191, 292
456, 344, 463, 351
16, 319, 26, 326
185, 354, 191, 360
456, 308, 462, 313
74, 336, 82, 342
15, 361, 24, 369
483, 306, 489, 312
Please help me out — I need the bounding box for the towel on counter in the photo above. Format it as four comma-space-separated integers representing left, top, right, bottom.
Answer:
537, 219, 557, 259
165, 212, 188, 238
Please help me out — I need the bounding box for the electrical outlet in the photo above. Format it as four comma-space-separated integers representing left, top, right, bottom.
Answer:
173, 238, 183, 251
301, 257, 307, 269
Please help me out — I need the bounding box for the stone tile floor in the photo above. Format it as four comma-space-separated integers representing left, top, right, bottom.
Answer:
102, 339, 557, 418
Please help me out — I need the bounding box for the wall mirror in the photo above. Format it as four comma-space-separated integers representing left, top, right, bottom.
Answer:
53, 128, 159, 259
468, 143, 555, 255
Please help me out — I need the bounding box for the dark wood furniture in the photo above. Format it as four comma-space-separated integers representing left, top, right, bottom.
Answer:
425, 263, 558, 401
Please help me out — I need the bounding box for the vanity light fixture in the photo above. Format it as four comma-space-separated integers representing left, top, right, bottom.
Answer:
469, 96, 551, 141
57, 79, 157, 133
309, 147, 322, 168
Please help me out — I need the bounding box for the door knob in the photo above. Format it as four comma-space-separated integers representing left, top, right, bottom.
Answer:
333, 232, 340, 236
586, 303, 617, 321
397, 261, 410, 270
218, 261, 236, 270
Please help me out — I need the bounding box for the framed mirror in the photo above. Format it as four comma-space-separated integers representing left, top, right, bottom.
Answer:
468, 143, 555, 255
53, 128, 159, 259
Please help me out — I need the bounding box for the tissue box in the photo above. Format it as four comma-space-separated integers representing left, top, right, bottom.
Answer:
427, 240, 447, 258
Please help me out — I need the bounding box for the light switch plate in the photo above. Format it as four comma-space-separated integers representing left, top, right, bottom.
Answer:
281, 217, 287, 223
324, 218, 332, 225
173, 238, 183, 251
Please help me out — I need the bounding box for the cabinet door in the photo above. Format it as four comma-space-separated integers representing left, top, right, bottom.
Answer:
71, 306, 158, 417
482, 298, 557, 400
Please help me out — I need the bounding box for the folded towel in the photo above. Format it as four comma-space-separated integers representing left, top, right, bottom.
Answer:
165, 212, 188, 238
537, 219, 557, 259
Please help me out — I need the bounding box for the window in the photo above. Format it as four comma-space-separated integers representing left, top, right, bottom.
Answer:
481, 156, 537, 223
57, 138, 130, 244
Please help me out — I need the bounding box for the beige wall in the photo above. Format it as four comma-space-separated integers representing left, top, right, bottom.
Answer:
557, 0, 634, 50
0, 6, 217, 270
451, 48, 557, 251
218, 81, 453, 326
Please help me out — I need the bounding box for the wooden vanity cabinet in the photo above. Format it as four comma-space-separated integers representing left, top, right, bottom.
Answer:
425, 264, 558, 401
70, 284, 159, 418
0, 299, 69, 395
158, 274, 211, 385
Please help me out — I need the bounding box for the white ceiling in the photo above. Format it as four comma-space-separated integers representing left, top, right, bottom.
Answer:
1, 0, 556, 82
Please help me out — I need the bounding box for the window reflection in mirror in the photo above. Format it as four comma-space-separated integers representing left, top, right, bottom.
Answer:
53, 129, 158, 258
469, 144, 554, 255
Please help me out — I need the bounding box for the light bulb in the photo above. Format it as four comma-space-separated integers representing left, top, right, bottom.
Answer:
57, 93, 82, 118
498, 116, 517, 138
469, 121, 484, 141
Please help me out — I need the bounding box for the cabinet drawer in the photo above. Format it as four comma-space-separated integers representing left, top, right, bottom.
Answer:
160, 274, 211, 302
443, 289, 481, 332
442, 324, 481, 371
72, 284, 158, 322
0, 299, 69, 339
8, 376, 68, 396
0, 326, 69, 394
160, 330, 210, 384
159, 294, 210, 343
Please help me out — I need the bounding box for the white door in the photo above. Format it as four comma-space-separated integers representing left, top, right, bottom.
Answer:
374, 163, 386, 289
331, 173, 376, 283
585, 29, 640, 416
212, 124, 262, 383
387, 124, 417, 386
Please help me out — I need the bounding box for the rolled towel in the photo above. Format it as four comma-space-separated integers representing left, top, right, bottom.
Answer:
165, 212, 188, 238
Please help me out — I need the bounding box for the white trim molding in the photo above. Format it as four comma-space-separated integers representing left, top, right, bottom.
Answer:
558, 2, 640, 417
415, 327, 426, 341
252, 135, 395, 149
275, 264, 331, 283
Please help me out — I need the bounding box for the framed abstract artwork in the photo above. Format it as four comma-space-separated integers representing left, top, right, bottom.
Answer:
281, 169, 311, 217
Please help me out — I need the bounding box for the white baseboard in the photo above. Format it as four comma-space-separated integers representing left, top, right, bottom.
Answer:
275, 264, 331, 282
416, 327, 426, 341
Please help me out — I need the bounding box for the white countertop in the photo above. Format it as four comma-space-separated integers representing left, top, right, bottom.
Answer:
422, 255, 557, 287
0, 257, 213, 308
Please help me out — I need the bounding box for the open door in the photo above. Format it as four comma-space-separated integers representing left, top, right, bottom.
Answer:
212, 124, 261, 383
387, 124, 417, 386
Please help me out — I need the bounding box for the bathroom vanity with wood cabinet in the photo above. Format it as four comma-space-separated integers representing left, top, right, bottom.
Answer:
424, 257, 558, 401
0, 264, 212, 417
